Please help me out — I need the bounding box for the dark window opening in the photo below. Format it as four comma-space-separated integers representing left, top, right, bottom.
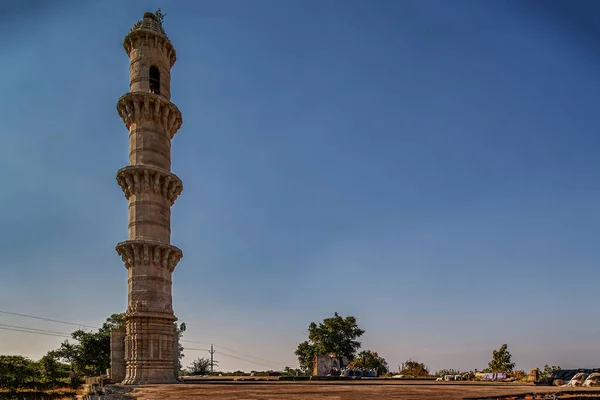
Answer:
149, 66, 160, 95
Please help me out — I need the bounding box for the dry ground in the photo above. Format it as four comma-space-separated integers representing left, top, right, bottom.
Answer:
114, 381, 600, 400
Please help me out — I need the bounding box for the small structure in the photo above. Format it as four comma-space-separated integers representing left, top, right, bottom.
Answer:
313, 354, 348, 376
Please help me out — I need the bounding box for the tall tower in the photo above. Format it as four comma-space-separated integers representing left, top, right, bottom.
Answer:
115, 11, 183, 384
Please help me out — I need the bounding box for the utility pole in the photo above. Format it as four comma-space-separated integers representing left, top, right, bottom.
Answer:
209, 344, 216, 374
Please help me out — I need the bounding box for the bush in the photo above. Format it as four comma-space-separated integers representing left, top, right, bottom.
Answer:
511, 370, 526, 381
187, 358, 214, 376
399, 359, 429, 377
0, 354, 70, 391
348, 350, 389, 375
0, 355, 39, 391
539, 365, 561, 379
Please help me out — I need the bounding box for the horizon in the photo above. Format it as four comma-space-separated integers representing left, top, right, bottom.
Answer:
1, 0, 600, 374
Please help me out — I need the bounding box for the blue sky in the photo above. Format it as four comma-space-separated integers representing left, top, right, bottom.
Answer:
1, 0, 599, 373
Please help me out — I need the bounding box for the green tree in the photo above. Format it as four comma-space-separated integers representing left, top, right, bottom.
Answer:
294, 312, 365, 373
538, 365, 561, 379
39, 352, 67, 386
175, 322, 186, 373
294, 341, 318, 374
283, 366, 302, 376
487, 344, 515, 373
0, 355, 38, 391
101, 313, 126, 331
399, 358, 430, 377
348, 350, 389, 375
188, 357, 214, 376
52, 313, 125, 376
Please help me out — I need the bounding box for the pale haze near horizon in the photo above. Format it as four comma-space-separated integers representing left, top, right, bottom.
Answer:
1, 0, 599, 373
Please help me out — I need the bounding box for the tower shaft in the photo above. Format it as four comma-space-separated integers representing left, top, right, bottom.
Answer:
115, 11, 183, 385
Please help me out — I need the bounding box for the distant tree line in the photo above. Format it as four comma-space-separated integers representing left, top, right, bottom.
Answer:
0, 354, 72, 392
293, 316, 560, 382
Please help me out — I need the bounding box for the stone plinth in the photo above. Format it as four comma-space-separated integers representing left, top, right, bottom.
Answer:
110, 327, 126, 383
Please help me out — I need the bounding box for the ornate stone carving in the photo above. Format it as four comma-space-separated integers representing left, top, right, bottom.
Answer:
128, 276, 171, 285
116, 240, 183, 272
116, 165, 183, 205
116, 92, 182, 138
124, 28, 177, 68
128, 292, 172, 313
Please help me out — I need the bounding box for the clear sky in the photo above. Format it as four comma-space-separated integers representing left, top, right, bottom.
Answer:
1, 0, 599, 373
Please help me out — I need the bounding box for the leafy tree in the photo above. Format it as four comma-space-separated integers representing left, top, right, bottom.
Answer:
487, 344, 515, 373
175, 322, 186, 373
463, 371, 476, 381
0, 355, 38, 391
54, 329, 110, 375
512, 369, 526, 380
39, 352, 67, 385
283, 366, 302, 376
294, 341, 318, 374
0, 354, 72, 390
294, 312, 365, 373
188, 357, 215, 376
52, 313, 125, 376
539, 365, 561, 379
399, 358, 430, 377
349, 350, 389, 375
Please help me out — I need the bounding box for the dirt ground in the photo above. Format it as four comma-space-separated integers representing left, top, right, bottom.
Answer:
115, 381, 600, 400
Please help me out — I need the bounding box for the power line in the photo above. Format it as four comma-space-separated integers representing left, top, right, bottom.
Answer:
181, 339, 211, 345
217, 350, 277, 368
182, 339, 282, 366
0, 310, 97, 329
182, 346, 276, 369
213, 344, 283, 366
0, 323, 72, 337
0, 326, 70, 338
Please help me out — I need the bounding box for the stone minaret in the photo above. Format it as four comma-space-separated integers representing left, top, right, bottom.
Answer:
115, 11, 183, 384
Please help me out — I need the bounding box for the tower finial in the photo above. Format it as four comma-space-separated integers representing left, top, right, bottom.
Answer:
155, 8, 166, 24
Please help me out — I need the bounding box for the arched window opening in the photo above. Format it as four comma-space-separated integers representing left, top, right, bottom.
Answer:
149, 66, 160, 95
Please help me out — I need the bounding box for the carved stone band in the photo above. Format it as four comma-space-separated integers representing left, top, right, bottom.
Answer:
124, 29, 177, 68
117, 92, 182, 138
116, 165, 183, 206
116, 240, 183, 272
